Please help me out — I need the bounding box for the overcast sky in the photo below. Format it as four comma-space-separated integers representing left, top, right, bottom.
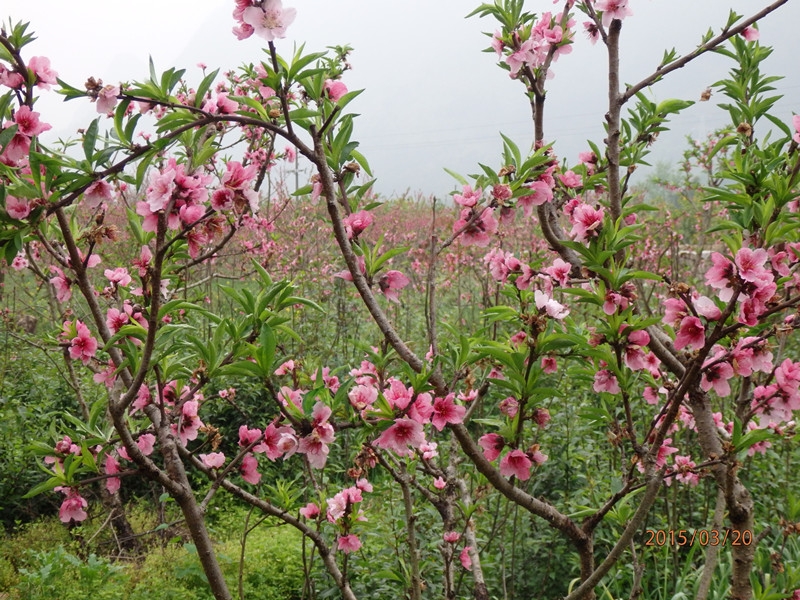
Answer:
4, 1, 799, 198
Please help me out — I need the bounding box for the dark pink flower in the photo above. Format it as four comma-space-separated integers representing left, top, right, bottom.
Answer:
431, 394, 466, 431
454, 185, 482, 208
460, 546, 473, 571
299, 502, 320, 519
241, 454, 261, 484
478, 433, 505, 462
569, 202, 604, 242
69, 320, 98, 365
375, 418, 425, 455
337, 534, 362, 554
104, 454, 121, 494
378, 270, 410, 303
674, 316, 705, 351
324, 79, 348, 102
499, 449, 533, 480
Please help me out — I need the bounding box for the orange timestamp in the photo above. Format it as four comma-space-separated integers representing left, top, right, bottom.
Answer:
644, 529, 753, 547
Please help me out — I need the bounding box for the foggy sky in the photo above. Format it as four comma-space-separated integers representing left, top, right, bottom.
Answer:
4, 1, 799, 198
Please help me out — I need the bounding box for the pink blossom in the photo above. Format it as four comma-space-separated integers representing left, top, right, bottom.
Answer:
375, 418, 425, 455
433, 477, 447, 490
518, 180, 553, 216
595, 0, 633, 27
337, 534, 362, 554
793, 115, 800, 144
5, 195, 31, 220
460, 546, 473, 571
569, 202, 604, 242
14, 105, 51, 137
454, 185, 482, 208
544, 258, 571, 287
532, 408, 551, 428
705, 253, 736, 301
324, 79, 348, 102
242, 0, 296, 41
431, 394, 466, 431
741, 26, 760, 41
69, 320, 98, 365
104, 454, 121, 494
84, 180, 115, 209
700, 358, 735, 397
378, 270, 410, 303
674, 316, 705, 351
499, 396, 520, 418
96, 84, 120, 114
672, 455, 699, 486
349, 384, 378, 412
454, 207, 498, 247
28, 56, 58, 89
478, 433, 505, 461
274, 360, 296, 376
444, 531, 461, 543
541, 356, 558, 374
500, 449, 532, 480
534, 290, 569, 319
58, 488, 88, 523
11, 252, 28, 270
0, 64, 24, 88
299, 502, 320, 519
137, 433, 156, 456
558, 170, 582, 188
693, 295, 722, 320
593, 369, 620, 394
105, 267, 132, 287
200, 452, 226, 469
241, 454, 261, 484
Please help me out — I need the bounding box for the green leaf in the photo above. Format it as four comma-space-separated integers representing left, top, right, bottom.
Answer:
83, 118, 99, 163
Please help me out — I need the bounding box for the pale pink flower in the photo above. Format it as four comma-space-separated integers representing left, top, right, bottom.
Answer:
741, 26, 760, 42
137, 433, 155, 456
793, 115, 800, 144
544, 258, 571, 287
200, 452, 226, 469
534, 290, 569, 319
701, 359, 735, 397
104, 454, 121, 494
705, 253, 736, 301
105, 267, 132, 287
28, 56, 58, 90
337, 534, 362, 554
242, 0, 297, 41
595, 0, 633, 27
58, 488, 88, 523
672, 455, 699, 486
500, 449, 532, 480
96, 84, 120, 114
5, 195, 31, 220
349, 384, 378, 411
593, 369, 620, 394
433, 477, 447, 490
274, 360, 295, 376
84, 180, 114, 209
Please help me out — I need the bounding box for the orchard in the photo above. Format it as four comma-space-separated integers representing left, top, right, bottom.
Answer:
2, 1, 800, 599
